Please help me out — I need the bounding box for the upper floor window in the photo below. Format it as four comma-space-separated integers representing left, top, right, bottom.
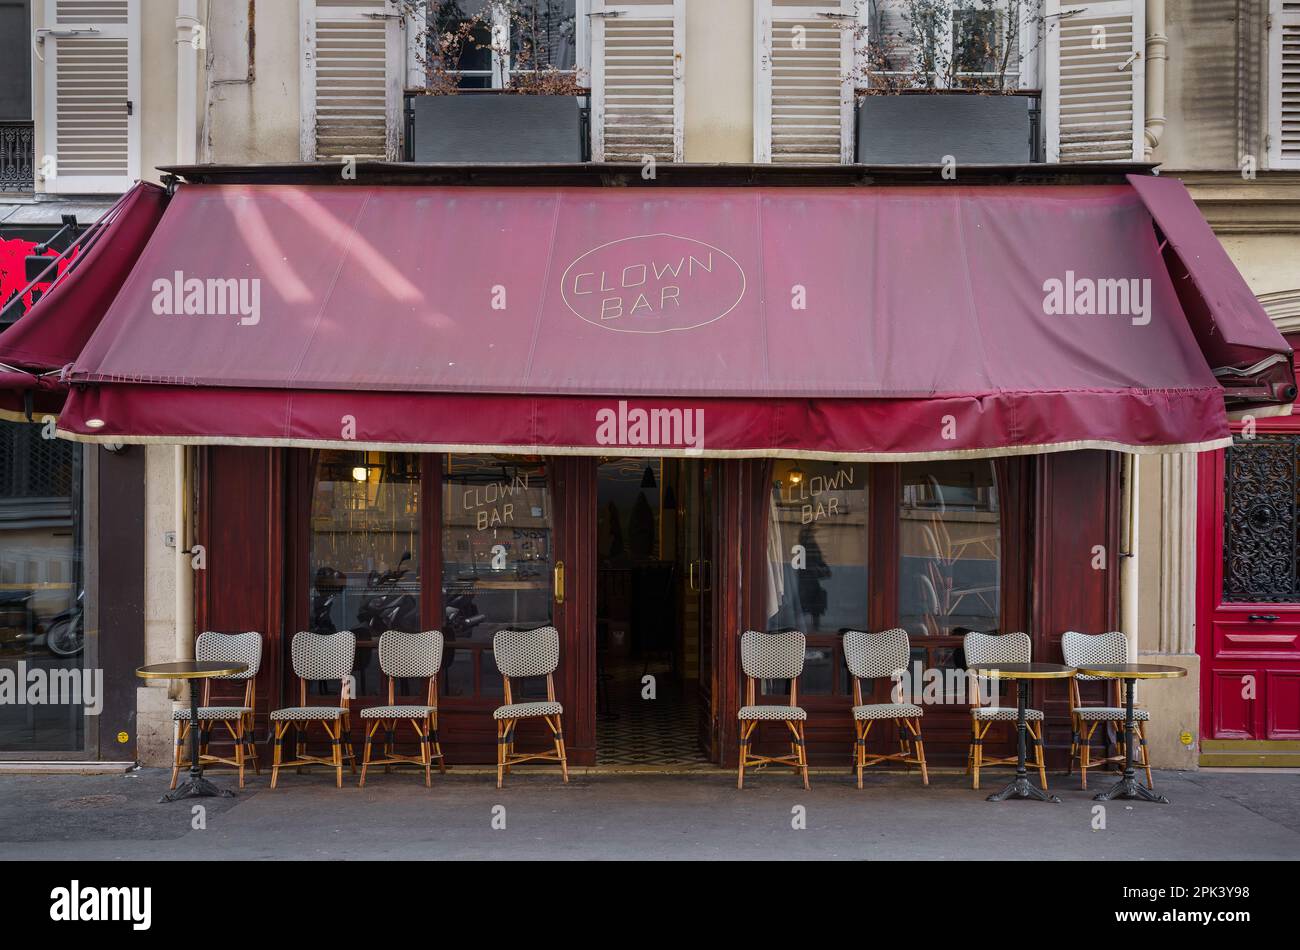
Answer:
1269, 0, 1300, 169
862, 0, 1033, 91
423, 0, 584, 91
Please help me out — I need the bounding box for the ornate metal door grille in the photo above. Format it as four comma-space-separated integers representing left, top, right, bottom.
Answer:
1223, 434, 1300, 602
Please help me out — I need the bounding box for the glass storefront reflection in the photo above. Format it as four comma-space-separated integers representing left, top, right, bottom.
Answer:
0, 422, 84, 752
898, 460, 1001, 638
441, 455, 552, 698
308, 450, 421, 695
765, 461, 869, 697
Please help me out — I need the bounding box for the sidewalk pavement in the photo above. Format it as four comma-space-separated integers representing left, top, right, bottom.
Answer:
1, 767, 1297, 860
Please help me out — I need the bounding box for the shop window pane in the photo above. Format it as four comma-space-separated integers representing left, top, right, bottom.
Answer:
0, 421, 84, 752
442, 454, 553, 698
898, 460, 1001, 638
764, 461, 869, 697
307, 450, 422, 691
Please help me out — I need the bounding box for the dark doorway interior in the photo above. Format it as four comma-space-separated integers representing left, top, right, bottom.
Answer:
595, 458, 710, 765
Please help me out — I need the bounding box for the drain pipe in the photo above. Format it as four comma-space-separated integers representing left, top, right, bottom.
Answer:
172, 1, 200, 693
1144, 0, 1168, 160
1120, 453, 1140, 660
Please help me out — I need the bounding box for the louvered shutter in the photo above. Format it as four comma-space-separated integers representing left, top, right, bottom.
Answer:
300, 0, 403, 161
1270, 0, 1300, 168
40, 0, 139, 194
754, 0, 855, 163
1044, 0, 1145, 162
590, 0, 684, 163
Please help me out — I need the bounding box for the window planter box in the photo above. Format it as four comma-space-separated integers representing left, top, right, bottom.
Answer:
856, 93, 1039, 164
406, 92, 586, 163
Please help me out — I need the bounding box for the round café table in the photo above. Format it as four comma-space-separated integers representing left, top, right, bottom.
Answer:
968, 662, 1076, 803
1073, 663, 1187, 805
137, 660, 249, 803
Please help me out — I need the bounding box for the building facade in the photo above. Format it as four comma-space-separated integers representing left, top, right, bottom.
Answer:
0, 0, 1296, 770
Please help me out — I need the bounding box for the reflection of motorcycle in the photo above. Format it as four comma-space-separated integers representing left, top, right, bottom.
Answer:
311, 567, 345, 634
43, 590, 84, 658
445, 591, 486, 640
356, 552, 419, 635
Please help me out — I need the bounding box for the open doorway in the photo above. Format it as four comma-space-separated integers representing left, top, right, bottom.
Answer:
595, 458, 713, 765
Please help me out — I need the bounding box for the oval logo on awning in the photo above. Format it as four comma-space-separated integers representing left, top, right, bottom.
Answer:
560, 233, 746, 333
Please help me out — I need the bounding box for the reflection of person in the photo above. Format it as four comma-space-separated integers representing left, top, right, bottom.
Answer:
796, 525, 831, 631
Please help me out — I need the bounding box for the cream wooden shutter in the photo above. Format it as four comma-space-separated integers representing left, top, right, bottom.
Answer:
1270, 0, 1300, 169
1045, 0, 1145, 162
590, 0, 684, 163
40, 0, 139, 194
300, 0, 404, 161
754, 0, 855, 163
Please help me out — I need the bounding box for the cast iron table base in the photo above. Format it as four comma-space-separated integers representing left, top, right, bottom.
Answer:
987, 679, 1060, 804
161, 683, 237, 803
1092, 677, 1169, 805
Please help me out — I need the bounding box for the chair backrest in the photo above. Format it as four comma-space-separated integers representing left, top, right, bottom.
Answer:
964, 630, 1031, 667
1062, 630, 1129, 682
740, 629, 806, 680
843, 628, 910, 680
290, 629, 356, 681
377, 629, 444, 678
493, 626, 560, 678
195, 631, 262, 680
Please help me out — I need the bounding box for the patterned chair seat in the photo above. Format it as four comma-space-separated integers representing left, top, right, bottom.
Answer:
360, 705, 438, 719
853, 702, 923, 721
270, 706, 347, 721
1074, 706, 1150, 721
173, 705, 251, 720
971, 706, 1045, 721
738, 705, 807, 721
492, 701, 562, 720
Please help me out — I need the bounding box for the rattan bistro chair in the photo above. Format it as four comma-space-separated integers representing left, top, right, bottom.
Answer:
844, 628, 929, 788
492, 626, 569, 789
269, 630, 358, 789
737, 629, 810, 790
170, 631, 262, 790
359, 630, 447, 787
964, 631, 1048, 791
1061, 630, 1153, 790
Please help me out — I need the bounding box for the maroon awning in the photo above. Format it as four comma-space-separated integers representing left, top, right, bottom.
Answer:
1127, 174, 1295, 407
50, 180, 1273, 458
0, 182, 168, 372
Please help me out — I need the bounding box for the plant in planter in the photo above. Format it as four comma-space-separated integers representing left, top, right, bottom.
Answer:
406, 0, 586, 94
403, 1, 588, 161
853, 0, 1043, 93
850, 1, 1046, 163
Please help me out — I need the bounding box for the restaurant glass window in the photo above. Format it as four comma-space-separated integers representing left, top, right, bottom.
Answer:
764, 460, 869, 697
427, 0, 497, 88
0, 422, 84, 752
441, 455, 553, 701
307, 451, 422, 697
898, 460, 1001, 639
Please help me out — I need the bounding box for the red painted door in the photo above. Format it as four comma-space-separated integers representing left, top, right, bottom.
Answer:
1198, 423, 1300, 741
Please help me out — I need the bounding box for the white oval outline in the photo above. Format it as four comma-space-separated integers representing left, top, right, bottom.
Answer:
559, 232, 748, 334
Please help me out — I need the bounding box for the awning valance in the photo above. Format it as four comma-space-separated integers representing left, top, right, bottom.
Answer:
48, 179, 1282, 458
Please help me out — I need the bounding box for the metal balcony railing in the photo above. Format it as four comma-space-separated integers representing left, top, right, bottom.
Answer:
0, 121, 35, 192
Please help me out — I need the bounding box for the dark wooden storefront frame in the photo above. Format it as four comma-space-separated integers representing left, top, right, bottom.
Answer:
194, 446, 1119, 770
